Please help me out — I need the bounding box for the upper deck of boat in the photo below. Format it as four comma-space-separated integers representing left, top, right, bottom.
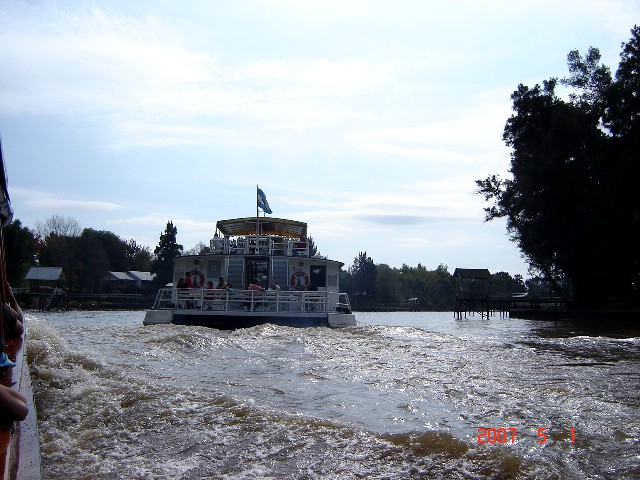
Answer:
209, 217, 310, 257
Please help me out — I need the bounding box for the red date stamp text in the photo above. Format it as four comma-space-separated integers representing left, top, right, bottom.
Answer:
477, 427, 575, 444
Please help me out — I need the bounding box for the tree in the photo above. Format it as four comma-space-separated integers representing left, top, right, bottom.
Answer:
2, 220, 35, 286
77, 229, 111, 293
348, 252, 377, 305
151, 221, 183, 287
375, 264, 400, 305
183, 241, 209, 256
476, 27, 640, 308
307, 236, 319, 257
126, 239, 152, 271
34, 215, 81, 239
38, 233, 80, 292
488, 272, 526, 297
35, 215, 82, 291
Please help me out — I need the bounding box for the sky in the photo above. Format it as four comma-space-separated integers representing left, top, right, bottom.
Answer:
1, 0, 638, 278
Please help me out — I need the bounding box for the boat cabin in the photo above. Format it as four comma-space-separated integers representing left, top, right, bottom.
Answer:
174, 217, 342, 292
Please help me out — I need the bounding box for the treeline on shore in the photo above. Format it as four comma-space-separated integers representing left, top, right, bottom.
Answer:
340, 252, 538, 311
5, 216, 537, 312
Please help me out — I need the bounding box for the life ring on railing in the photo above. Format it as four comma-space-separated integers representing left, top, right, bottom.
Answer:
190, 270, 205, 288
290, 271, 310, 290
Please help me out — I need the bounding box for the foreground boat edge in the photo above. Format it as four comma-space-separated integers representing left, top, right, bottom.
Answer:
0, 329, 42, 480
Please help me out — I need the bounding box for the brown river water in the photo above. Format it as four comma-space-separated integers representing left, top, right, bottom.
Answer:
25, 310, 640, 479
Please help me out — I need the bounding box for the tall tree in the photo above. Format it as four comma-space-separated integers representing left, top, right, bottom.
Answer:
151, 221, 183, 287
476, 27, 640, 307
307, 236, 319, 257
348, 252, 377, 305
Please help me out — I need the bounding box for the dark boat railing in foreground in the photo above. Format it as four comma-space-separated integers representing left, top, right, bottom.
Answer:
152, 288, 352, 314
0, 332, 42, 479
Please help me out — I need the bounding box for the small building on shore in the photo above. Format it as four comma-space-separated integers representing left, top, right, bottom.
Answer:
25, 266, 64, 293
104, 271, 155, 292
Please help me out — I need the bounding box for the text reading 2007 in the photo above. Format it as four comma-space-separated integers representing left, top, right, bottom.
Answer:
477, 427, 575, 444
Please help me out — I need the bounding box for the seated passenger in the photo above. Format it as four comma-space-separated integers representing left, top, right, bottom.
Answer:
2, 285, 24, 337
0, 385, 28, 426
248, 279, 264, 292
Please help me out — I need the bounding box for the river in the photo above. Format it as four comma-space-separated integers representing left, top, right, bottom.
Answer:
25, 310, 640, 479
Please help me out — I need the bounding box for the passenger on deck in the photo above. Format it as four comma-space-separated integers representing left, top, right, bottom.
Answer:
0, 285, 28, 425
248, 279, 264, 292
269, 282, 280, 291
0, 385, 28, 425
184, 272, 193, 288
206, 281, 214, 289
2, 285, 24, 337
176, 277, 187, 289
216, 277, 227, 289
212, 233, 223, 251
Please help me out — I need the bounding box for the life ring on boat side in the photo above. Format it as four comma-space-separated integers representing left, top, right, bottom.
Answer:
290, 271, 310, 290
190, 270, 205, 288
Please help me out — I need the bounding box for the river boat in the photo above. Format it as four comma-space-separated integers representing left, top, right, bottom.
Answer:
144, 216, 356, 329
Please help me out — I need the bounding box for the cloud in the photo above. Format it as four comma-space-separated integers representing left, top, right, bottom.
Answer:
11, 187, 122, 212
0, 5, 398, 151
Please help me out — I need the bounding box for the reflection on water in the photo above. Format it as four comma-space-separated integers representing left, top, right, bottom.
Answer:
26, 310, 640, 479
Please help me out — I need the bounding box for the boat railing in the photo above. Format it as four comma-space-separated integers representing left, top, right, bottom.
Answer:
209, 236, 309, 256
151, 288, 350, 313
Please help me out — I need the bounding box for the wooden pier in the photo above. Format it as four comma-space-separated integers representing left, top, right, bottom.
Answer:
454, 292, 566, 320
452, 268, 567, 319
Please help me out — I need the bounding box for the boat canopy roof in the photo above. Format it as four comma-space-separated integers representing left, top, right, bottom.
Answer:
216, 217, 307, 239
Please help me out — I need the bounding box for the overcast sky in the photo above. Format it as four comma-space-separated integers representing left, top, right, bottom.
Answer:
1, 0, 638, 277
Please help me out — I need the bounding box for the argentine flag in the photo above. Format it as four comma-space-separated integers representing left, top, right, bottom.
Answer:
257, 187, 272, 214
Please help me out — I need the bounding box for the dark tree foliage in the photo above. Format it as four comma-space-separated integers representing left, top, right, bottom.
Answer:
77, 229, 111, 293
488, 272, 526, 297
126, 239, 152, 271
151, 221, 183, 288
307, 236, 319, 257
477, 27, 640, 307
347, 252, 377, 305
38, 233, 81, 292
343, 258, 523, 310
2, 220, 35, 286
36, 218, 157, 292
395, 263, 455, 310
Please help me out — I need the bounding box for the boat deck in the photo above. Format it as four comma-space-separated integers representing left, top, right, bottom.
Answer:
210, 235, 309, 256
150, 288, 350, 314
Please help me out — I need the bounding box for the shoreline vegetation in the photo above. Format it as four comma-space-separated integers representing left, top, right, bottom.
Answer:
14, 290, 639, 324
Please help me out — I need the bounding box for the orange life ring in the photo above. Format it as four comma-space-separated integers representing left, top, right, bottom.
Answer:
290, 271, 309, 290
190, 270, 205, 288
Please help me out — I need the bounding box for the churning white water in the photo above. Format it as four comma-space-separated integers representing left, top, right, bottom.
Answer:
26, 310, 640, 479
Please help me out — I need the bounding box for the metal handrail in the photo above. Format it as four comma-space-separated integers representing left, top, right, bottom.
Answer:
152, 288, 348, 313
